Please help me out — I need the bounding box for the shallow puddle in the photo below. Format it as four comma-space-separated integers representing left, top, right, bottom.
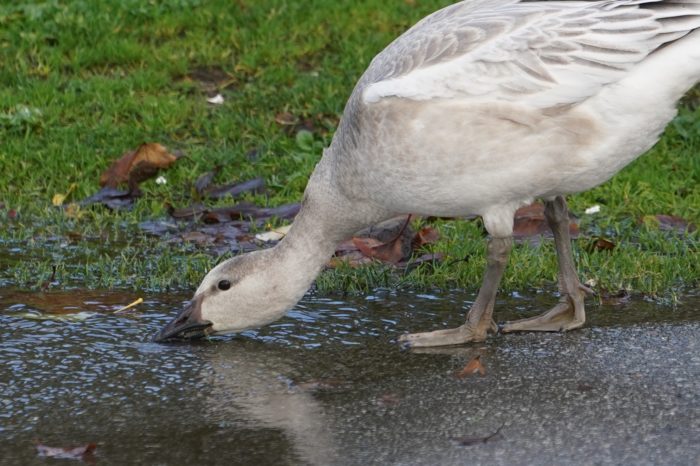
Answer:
1, 288, 698, 465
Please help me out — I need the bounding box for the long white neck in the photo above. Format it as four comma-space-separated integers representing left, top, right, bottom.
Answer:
272, 149, 389, 300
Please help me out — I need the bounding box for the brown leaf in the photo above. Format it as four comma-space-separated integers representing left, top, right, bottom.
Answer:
456, 354, 486, 378
36, 442, 96, 461
513, 202, 579, 242
274, 112, 298, 126
99, 143, 179, 189
590, 237, 616, 252
352, 236, 407, 264
412, 226, 440, 248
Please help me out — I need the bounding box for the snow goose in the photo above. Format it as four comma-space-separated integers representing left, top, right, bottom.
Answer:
154, 0, 700, 346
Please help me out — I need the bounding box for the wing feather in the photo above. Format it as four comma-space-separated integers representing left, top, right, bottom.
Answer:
362, 0, 700, 108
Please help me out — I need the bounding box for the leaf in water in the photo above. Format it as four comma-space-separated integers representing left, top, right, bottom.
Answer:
456, 354, 486, 378
36, 442, 97, 462
376, 393, 401, 407
600, 290, 631, 306
99, 143, 180, 189
453, 425, 504, 447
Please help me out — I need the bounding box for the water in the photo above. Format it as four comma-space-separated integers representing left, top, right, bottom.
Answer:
1, 288, 699, 465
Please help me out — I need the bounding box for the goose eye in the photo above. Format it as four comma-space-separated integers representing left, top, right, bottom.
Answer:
217, 280, 231, 291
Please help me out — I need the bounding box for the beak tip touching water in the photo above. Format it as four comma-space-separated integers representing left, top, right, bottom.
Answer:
152, 296, 213, 343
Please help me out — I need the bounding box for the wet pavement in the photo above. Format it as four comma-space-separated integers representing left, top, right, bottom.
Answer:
1, 288, 698, 465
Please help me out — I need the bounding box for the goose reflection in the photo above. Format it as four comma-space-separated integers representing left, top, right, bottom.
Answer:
199, 340, 338, 465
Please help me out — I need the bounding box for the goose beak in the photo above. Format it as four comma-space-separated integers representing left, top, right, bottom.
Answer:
153, 295, 213, 342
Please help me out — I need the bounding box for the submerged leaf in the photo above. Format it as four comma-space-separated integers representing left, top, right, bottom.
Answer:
36, 442, 96, 462
453, 425, 504, 447
456, 354, 486, 378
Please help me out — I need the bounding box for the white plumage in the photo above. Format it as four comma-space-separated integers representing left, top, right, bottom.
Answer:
155, 0, 700, 347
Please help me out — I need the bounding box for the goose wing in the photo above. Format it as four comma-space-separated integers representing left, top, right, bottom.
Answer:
362, 0, 700, 108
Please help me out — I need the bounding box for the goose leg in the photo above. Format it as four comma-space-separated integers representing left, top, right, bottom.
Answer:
501, 196, 592, 333
399, 236, 512, 348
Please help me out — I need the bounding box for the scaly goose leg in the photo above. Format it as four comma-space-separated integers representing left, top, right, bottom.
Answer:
398, 236, 512, 348
501, 196, 592, 333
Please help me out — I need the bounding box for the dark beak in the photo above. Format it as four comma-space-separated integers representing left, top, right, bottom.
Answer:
153, 295, 213, 342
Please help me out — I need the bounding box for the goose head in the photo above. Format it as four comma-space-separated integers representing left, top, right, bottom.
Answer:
153, 248, 311, 342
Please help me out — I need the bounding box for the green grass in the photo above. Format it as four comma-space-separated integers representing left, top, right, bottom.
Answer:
0, 0, 698, 297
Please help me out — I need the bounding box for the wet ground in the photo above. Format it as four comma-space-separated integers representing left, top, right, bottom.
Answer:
1, 288, 699, 465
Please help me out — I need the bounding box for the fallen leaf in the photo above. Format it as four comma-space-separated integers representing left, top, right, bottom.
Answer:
99, 143, 180, 189
181, 230, 215, 245
513, 202, 579, 243
36, 442, 96, 462
589, 237, 616, 252
52, 183, 77, 206
175, 202, 301, 223
352, 216, 414, 264
81, 187, 135, 210
194, 166, 221, 196
412, 226, 440, 248
453, 425, 504, 447
64, 203, 83, 219
255, 224, 292, 242
352, 236, 407, 264
275, 112, 298, 126
376, 393, 401, 407
600, 290, 631, 306
456, 354, 486, 378
205, 177, 266, 200
643, 214, 697, 233
185, 66, 235, 93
